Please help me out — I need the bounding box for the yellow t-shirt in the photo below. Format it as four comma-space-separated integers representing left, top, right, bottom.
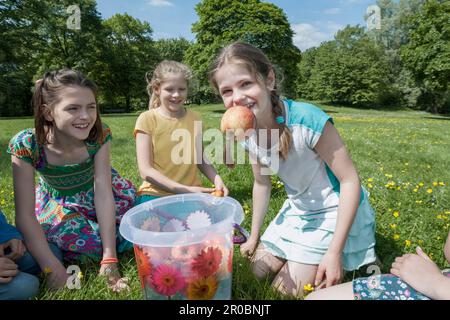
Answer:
134, 108, 203, 196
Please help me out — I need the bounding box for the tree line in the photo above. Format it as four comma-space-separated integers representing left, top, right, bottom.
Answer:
0, 0, 448, 117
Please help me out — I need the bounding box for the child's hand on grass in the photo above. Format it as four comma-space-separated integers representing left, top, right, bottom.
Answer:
240, 236, 258, 259
99, 262, 129, 293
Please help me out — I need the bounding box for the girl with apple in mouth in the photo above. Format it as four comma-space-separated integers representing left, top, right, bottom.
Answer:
209, 42, 377, 297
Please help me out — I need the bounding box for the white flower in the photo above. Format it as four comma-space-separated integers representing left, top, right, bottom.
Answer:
162, 218, 186, 232
141, 216, 161, 231
186, 210, 211, 230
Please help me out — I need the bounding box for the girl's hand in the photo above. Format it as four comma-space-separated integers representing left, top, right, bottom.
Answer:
315, 251, 343, 289
45, 262, 69, 290
213, 175, 229, 197
240, 236, 259, 259
99, 263, 129, 293
390, 246, 443, 299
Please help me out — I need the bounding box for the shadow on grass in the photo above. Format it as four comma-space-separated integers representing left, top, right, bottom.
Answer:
423, 116, 450, 121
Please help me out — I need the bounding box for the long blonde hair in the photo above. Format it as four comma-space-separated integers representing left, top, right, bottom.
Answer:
146, 60, 192, 109
209, 42, 292, 160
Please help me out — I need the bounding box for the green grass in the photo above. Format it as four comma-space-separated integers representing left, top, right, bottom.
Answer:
0, 102, 449, 300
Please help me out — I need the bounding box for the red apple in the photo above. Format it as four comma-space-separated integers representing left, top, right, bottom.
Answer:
220, 106, 255, 139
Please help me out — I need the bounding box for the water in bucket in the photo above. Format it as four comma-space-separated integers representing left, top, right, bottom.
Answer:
119, 193, 246, 300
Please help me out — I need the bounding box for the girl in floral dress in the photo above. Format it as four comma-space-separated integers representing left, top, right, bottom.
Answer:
7, 69, 135, 292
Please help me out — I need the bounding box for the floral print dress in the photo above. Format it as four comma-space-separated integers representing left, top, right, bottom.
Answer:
353, 269, 450, 300
7, 124, 135, 262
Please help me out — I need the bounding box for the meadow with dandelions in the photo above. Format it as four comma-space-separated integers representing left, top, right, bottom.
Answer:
0, 102, 449, 300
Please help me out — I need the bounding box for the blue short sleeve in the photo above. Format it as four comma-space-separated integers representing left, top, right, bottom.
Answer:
285, 100, 333, 149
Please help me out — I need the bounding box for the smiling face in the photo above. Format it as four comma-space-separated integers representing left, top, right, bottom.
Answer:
214, 61, 275, 125
44, 85, 97, 142
154, 76, 188, 115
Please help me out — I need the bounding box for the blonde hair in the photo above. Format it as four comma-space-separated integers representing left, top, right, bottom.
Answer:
146, 60, 192, 109
209, 42, 292, 160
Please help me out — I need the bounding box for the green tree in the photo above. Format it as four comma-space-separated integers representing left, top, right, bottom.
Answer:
154, 38, 191, 62
0, 0, 105, 116
297, 26, 391, 107
401, 0, 450, 114
96, 13, 159, 112
185, 0, 301, 103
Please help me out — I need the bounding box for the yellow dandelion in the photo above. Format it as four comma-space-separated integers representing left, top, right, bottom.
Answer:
78, 271, 84, 279
405, 240, 411, 247
415, 200, 422, 204
385, 174, 393, 178
393, 234, 400, 241
43, 267, 52, 274
439, 182, 445, 186
426, 189, 433, 194
413, 188, 418, 192
303, 284, 314, 292
393, 211, 399, 218
433, 182, 438, 187
390, 223, 397, 229
368, 178, 374, 182
368, 183, 373, 189
0, 199, 5, 206
418, 182, 424, 187
445, 211, 450, 215
437, 215, 443, 220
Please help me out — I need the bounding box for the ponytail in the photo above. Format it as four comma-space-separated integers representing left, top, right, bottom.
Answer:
271, 90, 292, 160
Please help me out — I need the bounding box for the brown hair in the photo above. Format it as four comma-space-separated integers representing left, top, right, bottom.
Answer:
146, 60, 192, 109
33, 69, 103, 145
209, 42, 292, 160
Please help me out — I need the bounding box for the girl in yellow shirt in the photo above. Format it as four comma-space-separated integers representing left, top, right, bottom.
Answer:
134, 60, 228, 204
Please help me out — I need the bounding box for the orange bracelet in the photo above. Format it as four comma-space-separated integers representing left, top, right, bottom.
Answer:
100, 258, 119, 265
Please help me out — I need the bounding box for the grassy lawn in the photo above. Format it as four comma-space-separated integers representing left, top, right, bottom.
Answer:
0, 102, 449, 300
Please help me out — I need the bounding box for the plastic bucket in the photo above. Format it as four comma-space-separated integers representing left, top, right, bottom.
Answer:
119, 193, 246, 300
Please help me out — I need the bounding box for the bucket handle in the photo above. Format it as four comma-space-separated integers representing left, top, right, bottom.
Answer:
232, 223, 250, 245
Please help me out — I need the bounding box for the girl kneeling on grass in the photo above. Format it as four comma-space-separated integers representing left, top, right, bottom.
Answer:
134, 60, 228, 204
209, 42, 377, 297
7, 69, 135, 292
306, 232, 450, 300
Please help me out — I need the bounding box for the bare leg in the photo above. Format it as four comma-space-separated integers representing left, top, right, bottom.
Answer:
271, 261, 318, 297
305, 282, 354, 300
251, 243, 285, 279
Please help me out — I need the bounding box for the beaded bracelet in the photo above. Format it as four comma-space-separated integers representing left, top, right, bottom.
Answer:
100, 257, 119, 265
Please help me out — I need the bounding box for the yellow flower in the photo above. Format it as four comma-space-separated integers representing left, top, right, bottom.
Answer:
367, 178, 374, 182
78, 271, 84, 279
413, 188, 418, 192
418, 240, 424, 245
426, 189, 433, 194
433, 182, 438, 187
0, 199, 5, 206
393, 211, 399, 218
437, 215, 443, 220
390, 223, 397, 229
445, 211, 450, 215
405, 240, 411, 247
439, 182, 445, 186
385, 173, 393, 178
415, 200, 422, 204
303, 284, 314, 292
368, 183, 373, 189
404, 162, 409, 166
419, 182, 424, 187
43, 267, 52, 274
393, 234, 400, 241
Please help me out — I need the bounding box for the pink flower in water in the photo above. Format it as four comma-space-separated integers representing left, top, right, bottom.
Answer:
149, 264, 186, 297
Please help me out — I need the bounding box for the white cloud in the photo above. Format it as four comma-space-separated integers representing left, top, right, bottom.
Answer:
324, 8, 341, 15
292, 21, 343, 51
148, 0, 174, 7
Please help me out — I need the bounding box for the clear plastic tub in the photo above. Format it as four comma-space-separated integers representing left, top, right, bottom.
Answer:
119, 193, 245, 300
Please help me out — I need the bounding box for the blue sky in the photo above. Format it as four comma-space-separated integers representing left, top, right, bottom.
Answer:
95, 0, 375, 51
